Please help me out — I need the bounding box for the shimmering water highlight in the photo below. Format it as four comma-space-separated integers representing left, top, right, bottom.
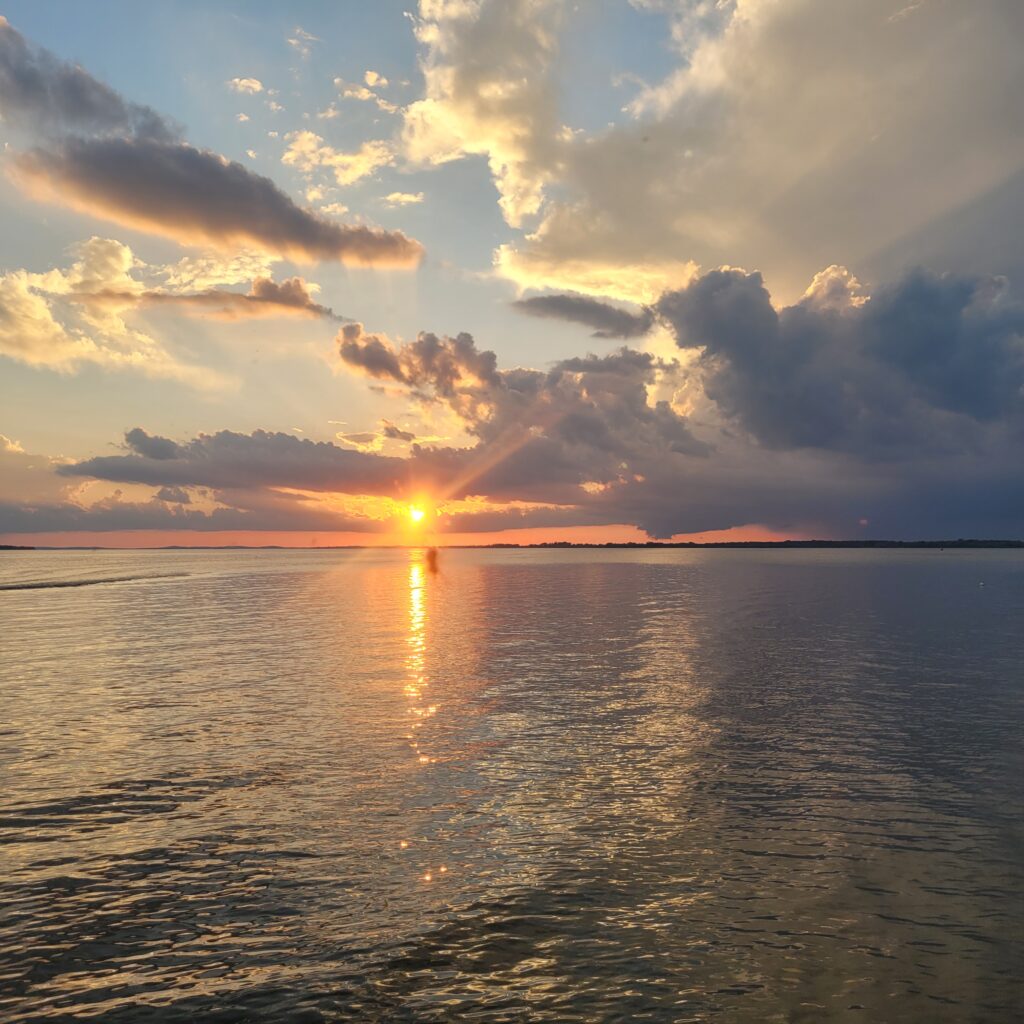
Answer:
2, 548, 1022, 1022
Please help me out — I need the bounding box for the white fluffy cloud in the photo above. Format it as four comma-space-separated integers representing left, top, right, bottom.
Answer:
402, 0, 1024, 301
0, 238, 227, 386
402, 0, 565, 227
331, 77, 398, 114
0, 237, 342, 384
383, 191, 424, 207
227, 77, 263, 94
282, 131, 393, 186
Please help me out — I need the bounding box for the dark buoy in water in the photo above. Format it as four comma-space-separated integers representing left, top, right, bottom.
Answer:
426, 547, 439, 573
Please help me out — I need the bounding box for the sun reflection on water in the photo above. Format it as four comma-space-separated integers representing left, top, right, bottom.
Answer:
403, 553, 446, 878
406, 558, 426, 704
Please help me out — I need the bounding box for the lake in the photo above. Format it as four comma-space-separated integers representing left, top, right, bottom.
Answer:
2, 548, 1022, 1021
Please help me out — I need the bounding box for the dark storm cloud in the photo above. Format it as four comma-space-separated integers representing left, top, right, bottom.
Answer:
513, 267, 1024, 458
512, 293, 654, 338
0, 16, 175, 140
0, 19, 423, 266
14, 139, 424, 266
657, 268, 1024, 456
603, 450, 1024, 541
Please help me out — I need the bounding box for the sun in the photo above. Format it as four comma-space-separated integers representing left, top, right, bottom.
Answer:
408, 504, 426, 524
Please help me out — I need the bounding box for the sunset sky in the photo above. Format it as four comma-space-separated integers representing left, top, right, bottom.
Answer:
1, 0, 1022, 546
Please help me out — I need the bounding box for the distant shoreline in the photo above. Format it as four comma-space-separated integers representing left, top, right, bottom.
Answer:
4, 540, 1024, 552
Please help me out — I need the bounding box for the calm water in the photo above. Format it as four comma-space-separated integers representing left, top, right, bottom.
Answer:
1, 548, 1022, 1022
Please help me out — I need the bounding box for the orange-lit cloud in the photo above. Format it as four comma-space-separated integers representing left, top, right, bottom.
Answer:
78, 276, 341, 321
0, 238, 235, 388
0, 18, 423, 267
0, 524, 808, 550
12, 140, 424, 267
282, 131, 393, 186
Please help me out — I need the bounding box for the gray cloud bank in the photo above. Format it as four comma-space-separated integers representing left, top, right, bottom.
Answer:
70, 428, 408, 495
518, 266, 1024, 459
0, 15, 173, 141
512, 294, 654, 338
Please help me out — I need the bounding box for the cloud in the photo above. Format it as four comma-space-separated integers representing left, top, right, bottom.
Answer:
382, 421, 416, 442
158, 251, 278, 291
10, 266, 1024, 541
0, 435, 74, 506
0, 19, 423, 268
0, 237, 333, 385
60, 428, 407, 495
511, 262, 1024, 454
512, 293, 654, 338
83, 275, 341, 321
40, 324, 710, 528
0, 461, 584, 536
337, 323, 500, 402
0, 237, 233, 387
155, 486, 191, 504
125, 428, 182, 460
0, 492, 399, 535
331, 78, 398, 114
508, 263, 1024, 459
13, 137, 422, 266
0, 16, 174, 140
337, 322, 708, 504
227, 77, 263, 94
401, 1, 1024, 300
383, 191, 424, 207
656, 266, 1024, 457
282, 132, 394, 186
402, 0, 565, 227
337, 323, 405, 381
287, 26, 319, 61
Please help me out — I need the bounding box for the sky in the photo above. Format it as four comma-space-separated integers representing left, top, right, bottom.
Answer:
1, 0, 1022, 546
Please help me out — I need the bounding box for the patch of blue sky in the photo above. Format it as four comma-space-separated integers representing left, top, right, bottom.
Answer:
557, 2, 681, 134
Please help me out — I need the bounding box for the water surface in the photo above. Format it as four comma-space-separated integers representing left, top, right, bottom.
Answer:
2, 548, 1022, 1021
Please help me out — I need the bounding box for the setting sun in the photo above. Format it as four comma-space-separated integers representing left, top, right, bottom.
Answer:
0, 5, 1019, 1023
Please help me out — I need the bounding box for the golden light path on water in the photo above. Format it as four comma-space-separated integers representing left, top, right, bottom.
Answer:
1, 548, 1023, 1021
403, 552, 445, 884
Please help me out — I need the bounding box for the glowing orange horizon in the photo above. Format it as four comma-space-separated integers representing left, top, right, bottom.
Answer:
0, 524, 810, 549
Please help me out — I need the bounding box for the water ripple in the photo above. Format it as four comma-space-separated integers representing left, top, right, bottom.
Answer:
1, 548, 1022, 1021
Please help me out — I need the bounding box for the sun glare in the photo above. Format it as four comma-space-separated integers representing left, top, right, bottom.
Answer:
408, 504, 426, 524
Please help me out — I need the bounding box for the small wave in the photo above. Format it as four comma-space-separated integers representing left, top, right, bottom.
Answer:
0, 572, 190, 592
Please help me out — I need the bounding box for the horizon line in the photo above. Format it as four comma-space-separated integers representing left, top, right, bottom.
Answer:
3, 539, 1023, 552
